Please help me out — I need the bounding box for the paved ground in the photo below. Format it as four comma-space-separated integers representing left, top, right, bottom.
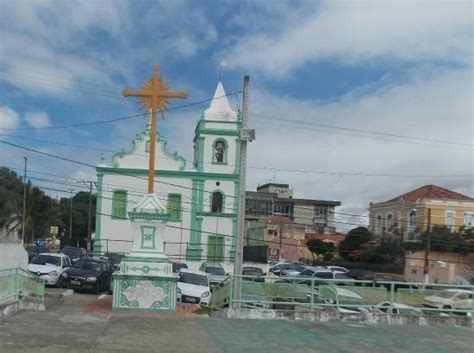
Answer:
0, 291, 472, 353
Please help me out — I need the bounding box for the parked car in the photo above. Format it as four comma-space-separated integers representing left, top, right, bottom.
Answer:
326, 266, 349, 274
100, 252, 125, 271
347, 269, 375, 281
25, 245, 43, 263
28, 253, 71, 286
60, 246, 86, 263
423, 289, 473, 310
177, 269, 211, 306
199, 262, 227, 289
269, 262, 295, 276
281, 263, 309, 277
318, 286, 371, 314
172, 262, 188, 274
242, 267, 265, 282
62, 257, 113, 294
296, 267, 354, 286
374, 301, 423, 315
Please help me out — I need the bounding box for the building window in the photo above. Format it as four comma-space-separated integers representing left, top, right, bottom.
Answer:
213, 139, 227, 164
167, 194, 182, 222
375, 214, 382, 236
314, 207, 327, 216
145, 140, 150, 152
408, 210, 417, 238
464, 212, 474, 228
386, 213, 393, 234
211, 191, 223, 213
445, 210, 455, 231
112, 190, 127, 218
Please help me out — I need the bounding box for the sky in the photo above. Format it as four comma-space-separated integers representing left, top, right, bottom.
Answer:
0, 0, 473, 232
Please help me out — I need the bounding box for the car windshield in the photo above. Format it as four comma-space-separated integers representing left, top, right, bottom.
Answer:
300, 269, 315, 276
294, 265, 307, 271
179, 273, 208, 286
205, 267, 225, 276
73, 260, 101, 272
62, 247, 81, 257
243, 268, 263, 276
31, 255, 61, 266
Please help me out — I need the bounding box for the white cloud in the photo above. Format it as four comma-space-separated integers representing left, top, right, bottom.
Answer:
244, 67, 473, 230
0, 106, 20, 129
226, 1, 473, 75
24, 112, 50, 128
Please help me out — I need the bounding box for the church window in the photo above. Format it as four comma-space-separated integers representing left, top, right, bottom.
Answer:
167, 194, 182, 222
112, 190, 127, 218
145, 140, 150, 152
375, 214, 382, 236
211, 191, 224, 213
213, 139, 227, 164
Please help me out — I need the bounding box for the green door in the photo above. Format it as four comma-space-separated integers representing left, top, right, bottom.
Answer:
207, 236, 224, 262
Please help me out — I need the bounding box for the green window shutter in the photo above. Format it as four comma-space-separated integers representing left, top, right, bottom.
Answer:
112, 191, 127, 218
168, 194, 182, 222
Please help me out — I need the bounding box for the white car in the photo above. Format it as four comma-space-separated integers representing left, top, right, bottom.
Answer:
326, 266, 349, 274
28, 253, 72, 286
423, 289, 473, 310
177, 269, 211, 306
374, 301, 423, 315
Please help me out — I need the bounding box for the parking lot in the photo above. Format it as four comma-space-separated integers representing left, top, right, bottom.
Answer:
0, 290, 472, 353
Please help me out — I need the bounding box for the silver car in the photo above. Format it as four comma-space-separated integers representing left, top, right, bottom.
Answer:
198, 262, 228, 290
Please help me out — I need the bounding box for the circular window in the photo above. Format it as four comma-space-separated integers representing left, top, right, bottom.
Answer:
216, 181, 220, 186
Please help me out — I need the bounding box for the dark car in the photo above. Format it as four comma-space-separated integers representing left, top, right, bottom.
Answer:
269, 263, 295, 276
62, 257, 113, 294
101, 252, 125, 271
172, 262, 188, 274
60, 246, 86, 263
242, 267, 265, 282
347, 269, 375, 281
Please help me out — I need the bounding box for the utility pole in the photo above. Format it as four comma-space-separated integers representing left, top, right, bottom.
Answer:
279, 221, 283, 262
232, 76, 254, 309
87, 182, 93, 255
69, 189, 73, 243
423, 208, 431, 284
21, 156, 27, 245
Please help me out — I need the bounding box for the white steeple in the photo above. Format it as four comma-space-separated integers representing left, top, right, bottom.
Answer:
204, 82, 237, 121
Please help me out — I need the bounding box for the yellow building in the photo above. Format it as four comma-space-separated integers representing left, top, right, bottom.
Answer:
369, 185, 474, 240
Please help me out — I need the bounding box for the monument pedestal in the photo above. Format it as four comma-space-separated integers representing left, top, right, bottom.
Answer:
112, 194, 177, 312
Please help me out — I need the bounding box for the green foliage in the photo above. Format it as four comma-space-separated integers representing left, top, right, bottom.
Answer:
323, 252, 334, 261
339, 227, 372, 259
307, 239, 334, 255
0, 167, 96, 242
361, 239, 404, 263
419, 225, 469, 254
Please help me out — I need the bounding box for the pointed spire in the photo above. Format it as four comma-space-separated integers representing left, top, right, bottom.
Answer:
204, 82, 237, 121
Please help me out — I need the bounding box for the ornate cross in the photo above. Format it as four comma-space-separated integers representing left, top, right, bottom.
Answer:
122, 63, 188, 193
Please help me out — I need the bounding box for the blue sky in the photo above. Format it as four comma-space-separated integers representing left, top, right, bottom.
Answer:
0, 0, 473, 230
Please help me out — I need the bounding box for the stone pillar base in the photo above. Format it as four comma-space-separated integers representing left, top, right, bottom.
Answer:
112, 273, 177, 313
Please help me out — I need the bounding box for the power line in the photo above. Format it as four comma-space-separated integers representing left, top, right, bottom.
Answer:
251, 113, 474, 148
0, 92, 241, 131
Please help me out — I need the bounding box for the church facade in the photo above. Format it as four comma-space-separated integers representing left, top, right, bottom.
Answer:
93, 82, 240, 264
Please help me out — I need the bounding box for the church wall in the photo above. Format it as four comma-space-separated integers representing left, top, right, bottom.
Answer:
202, 134, 239, 175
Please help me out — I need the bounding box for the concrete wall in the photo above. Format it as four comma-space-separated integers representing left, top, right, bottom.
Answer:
0, 243, 28, 271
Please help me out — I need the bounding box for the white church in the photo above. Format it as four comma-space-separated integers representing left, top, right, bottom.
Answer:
93, 82, 240, 264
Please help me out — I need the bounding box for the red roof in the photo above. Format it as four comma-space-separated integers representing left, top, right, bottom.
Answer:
266, 215, 294, 224
305, 233, 346, 244
387, 185, 473, 202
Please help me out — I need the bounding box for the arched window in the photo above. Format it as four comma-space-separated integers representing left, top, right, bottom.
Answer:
211, 192, 223, 213
408, 210, 417, 237
213, 139, 227, 164
386, 213, 393, 234
375, 214, 382, 236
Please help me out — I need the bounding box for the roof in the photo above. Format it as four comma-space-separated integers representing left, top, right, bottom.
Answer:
203, 82, 237, 121
257, 183, 289, 190
386, 185, 473, 202
305, 233, 346, 243
266, 215, 294, 224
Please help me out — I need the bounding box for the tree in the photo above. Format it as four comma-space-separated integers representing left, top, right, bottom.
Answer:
419, 225, 469, 254
339, 227, 372, 260
306, 239, 335, 263
362, 239, 404, 263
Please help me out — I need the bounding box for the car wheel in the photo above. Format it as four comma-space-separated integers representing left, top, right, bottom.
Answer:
94, 282, 101, 294
57, 277, 64, 288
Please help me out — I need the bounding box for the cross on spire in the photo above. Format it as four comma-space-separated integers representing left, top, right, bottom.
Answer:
122, 63, 188, 193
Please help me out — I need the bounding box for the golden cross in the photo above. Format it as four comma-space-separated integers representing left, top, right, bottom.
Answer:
122, 63, 188, 193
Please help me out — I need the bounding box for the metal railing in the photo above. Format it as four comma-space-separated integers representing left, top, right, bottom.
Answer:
0, 268, 45, 304
210, 275, 474, 316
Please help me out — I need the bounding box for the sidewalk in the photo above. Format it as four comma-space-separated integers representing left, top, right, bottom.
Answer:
0, 293, 472, 353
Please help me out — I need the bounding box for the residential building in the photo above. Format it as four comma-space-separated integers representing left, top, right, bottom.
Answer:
245, 183, 341, 233
247, 215, 306, 262
94, 82, 240, 263
369, 185, 474, 240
